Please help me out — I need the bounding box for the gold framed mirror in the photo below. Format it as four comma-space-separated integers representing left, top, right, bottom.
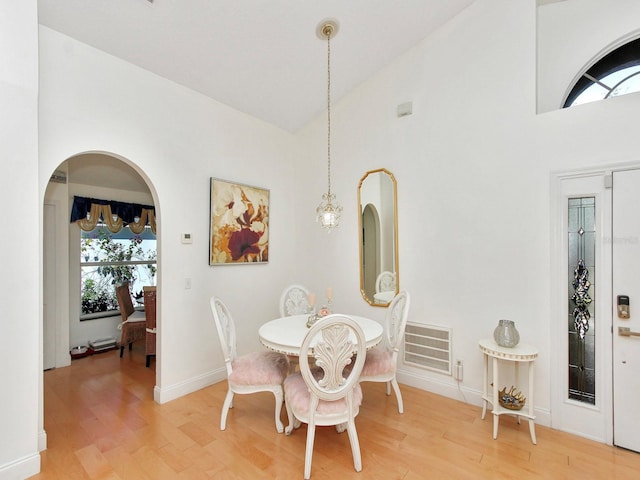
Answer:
358, 168, 399, 306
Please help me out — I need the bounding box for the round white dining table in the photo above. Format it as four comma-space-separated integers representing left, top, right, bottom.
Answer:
259, 314, 383, 356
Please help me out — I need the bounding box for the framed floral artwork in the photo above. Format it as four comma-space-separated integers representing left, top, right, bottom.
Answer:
209, 178, 269, 265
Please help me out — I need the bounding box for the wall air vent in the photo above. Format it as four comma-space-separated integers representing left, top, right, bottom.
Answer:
404, 323, 452, 375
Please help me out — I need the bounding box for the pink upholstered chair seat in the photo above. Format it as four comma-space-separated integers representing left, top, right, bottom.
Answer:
229, 351, 289, 386
284, 372, 363, 415
361, 346, 395, 377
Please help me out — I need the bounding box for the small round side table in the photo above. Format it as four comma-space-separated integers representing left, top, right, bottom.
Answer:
479, 338, 538, 444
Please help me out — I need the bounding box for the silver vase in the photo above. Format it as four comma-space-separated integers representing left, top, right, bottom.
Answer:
493, 319, 520, 348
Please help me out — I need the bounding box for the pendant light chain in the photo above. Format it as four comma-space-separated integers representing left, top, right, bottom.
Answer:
326, 26, 332, 197
316, 20, 342, 232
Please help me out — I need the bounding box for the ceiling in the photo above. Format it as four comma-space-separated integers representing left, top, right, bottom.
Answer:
38, 0, 475, 133
64, 154, 150, 192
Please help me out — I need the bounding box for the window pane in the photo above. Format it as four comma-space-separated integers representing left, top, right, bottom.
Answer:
565, 38, 640, 108
80, 225, 156, 316
571, 83, 609, 106
609, 69, 640, 98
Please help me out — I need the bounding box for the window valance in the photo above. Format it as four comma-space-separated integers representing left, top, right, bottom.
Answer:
70, 196, 156, 234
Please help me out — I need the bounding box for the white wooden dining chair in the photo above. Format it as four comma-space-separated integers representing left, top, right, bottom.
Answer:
375, 271, 396, 294
279, 284, 311, 317
210, 296, 289, 433
359, 291, 411, 413
283, 314, 366, 480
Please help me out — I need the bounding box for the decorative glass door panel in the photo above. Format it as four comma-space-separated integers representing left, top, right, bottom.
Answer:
567, 197, 596, 405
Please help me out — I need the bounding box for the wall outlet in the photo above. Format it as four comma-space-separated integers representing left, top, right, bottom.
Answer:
454, 359, 463, 381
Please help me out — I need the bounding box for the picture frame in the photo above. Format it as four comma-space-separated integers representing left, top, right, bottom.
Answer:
209, 178, 269, 265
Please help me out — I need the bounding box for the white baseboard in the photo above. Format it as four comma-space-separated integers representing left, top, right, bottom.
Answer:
38, 429, 47, 452
150, 366, 554, 427
154, 368, 226, 404
0, 452, 40, 480
396, 369, 551, 427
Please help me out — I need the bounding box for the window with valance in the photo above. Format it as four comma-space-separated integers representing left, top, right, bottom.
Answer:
71, 196, 156, 234
71, 196, 157, 319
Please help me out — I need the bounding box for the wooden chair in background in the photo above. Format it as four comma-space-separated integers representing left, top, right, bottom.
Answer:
143, 286, 157, 367
115, 282, 147, 357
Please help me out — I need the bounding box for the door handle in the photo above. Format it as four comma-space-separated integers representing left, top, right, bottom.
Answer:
618, 326, 640, 337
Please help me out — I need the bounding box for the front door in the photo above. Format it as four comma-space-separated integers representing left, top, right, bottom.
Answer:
612, 169, 640, 452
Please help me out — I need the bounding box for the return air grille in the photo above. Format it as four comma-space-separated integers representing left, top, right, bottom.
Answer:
403, 323, 452, 374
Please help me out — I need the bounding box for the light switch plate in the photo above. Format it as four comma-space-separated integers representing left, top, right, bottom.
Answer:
181, 233, 193, 244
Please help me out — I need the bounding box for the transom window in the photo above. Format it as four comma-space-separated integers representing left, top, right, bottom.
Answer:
564, 37, 640, 108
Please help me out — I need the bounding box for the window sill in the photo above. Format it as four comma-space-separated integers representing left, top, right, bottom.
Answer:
80, 307, 143, 322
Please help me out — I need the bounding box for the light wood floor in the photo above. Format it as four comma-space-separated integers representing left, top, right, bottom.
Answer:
31, 343, 640, 479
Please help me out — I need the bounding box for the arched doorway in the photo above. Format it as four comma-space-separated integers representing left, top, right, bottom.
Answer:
42, 152, 160, 444
44, 152, 159, 367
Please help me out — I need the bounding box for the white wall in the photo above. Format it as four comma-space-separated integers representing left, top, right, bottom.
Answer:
43, 179, 71, 369
38, 26, 300, 404
294, 0, 640, 423
0, 1, 41, 479
294, 0, 546, 404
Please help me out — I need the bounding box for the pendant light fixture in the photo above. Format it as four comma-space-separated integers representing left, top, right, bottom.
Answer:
316, 19, 343, 232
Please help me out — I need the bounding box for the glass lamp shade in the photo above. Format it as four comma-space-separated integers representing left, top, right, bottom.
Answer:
316, 192, 342, 232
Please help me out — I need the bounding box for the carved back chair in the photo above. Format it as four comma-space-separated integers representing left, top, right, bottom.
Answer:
359, 291, 411, 413
210, 296, 289, 432
279, 284, 311, 317
283, 314, 366, 479
375, 271, 396, 294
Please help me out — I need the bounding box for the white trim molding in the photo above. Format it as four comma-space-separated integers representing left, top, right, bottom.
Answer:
0, 452, 40, 480
153, 368, 226, 404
